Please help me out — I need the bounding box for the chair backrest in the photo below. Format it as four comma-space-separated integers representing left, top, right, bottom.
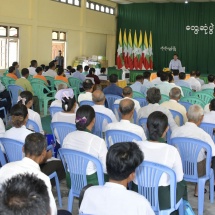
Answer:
202, 88, 214, 95
1, 76, 15, 88
31, 83, 52, 99
138, 117, 148, 138
49, 106, 63, 118
178, 101, 192, 112
180, 96, 206, 108
136, 161, 177, 214
159, 94, 170, 104
171, 137, 212, 181
169, 109, 184, 126
105, 129, 142, 148
181, 86, 193, 97
134, 97, 148, 108
51, 122, 76, 146
0, 147, 6, 166
79, 100, 95, 106
92, 112, 112, 138
58, 149, 104, 197
54, 80, 69, 89
7, 84, 24, 106
27, 75, 33, 81
105, 94, 122, 111
199, 122, 215, 142
68, 77, 82, 94
193, 92, 214, 104
26, 119, 40, 132
132, 91, 145, 98
0, 138, 24, 162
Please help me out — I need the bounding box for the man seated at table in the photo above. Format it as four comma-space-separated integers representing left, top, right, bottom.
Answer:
175, 72, 192, 89
79, 142, 154, 215
130, 75, 146, 95
201, 74, 215, 90
103, 74, 123, 97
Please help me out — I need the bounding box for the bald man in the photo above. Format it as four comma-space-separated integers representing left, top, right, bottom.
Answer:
105, 99, 146, 141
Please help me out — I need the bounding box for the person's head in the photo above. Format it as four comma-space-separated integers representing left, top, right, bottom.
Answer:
187, 104, 204, 126
75, 105, 95, 131
8, 66, 15, 74
84, 66, 89, 72
49, 61, 55, 69
122, 86, 133, 98
147, 111, 169, 141
92, 90, 105, 105
62, 96, 76, 113
135, 75, 144, 84
24, 133, 47, 163
18, 91, 33, 109
57, 84, 67, 91
83, 79, 94, 92
173, 53, 178, 60
196, 71, 201, 77
143, 71, 151, 80
190, 71, 196, 77
169, 87, 181, 101
146, 87, 161, 104
21, 68, 29, 78
30, 60, 37, 68
77, 65, 83, 72
0, 173, 50, 215
209, 98, 215, 111
44, 66, 49, 72
35, 67, 43, 75
168, 73, 174, 83
109, 74, 118, 84
100, 67, 106, 74
58, 50, 62, 56
160, 72, 169, 82
40, 64, 45, 70
89, 68, 95, 75
107, 142, 143, 183
157, 70, 161, 77
119, 99, 135, 120
12, 62, 19, 68
11, 104, 28, 128
208, 74, 214, 83
179, 72, 186, 80
172, 70, 179, 76
57, 66, 64, 76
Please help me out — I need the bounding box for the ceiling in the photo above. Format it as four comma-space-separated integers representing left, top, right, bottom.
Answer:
110, 0, 215, 5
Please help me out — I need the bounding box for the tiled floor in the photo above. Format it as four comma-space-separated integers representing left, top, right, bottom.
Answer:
53, 180, 215, 215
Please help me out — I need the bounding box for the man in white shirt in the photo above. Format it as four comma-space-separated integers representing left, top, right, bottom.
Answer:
130, 75, 146, 95
143, 71, 154, 90
106, 99, 146, 140
186, 71, 201, 91
175, 72, 192, 89
151, 71, 162, 85
202, 98, 215, 123
201, 74, 215, 90
161, 87, 187, 125
28, 60, 37, 76
138, 87, 178, 132
172, 70, 179, 82
44, 61, 57, 77
0, 133, 57, 215
80, 142, 155, 215
169, 53, 182, 72
78, 79, 94, 103
196, 71, 205, 86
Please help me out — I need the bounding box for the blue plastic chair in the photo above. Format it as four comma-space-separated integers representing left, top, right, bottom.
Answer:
79, 100, 95, 106
26, 119, 40, 132
134, 97, 148, 108
58, 149, 104, 212
51, 122, 76, 147
159, 94, 170, 104
105, 94, 122, 111
92, 112, 112, 138
136, 161, 184, 215
105, 130, 142, 148
171, 137, 214, 215
181, 86, 193, 97
169, 109, 184, 126
199, 122, 215, 142
49, 106, 63, 118
138, 117, 148, 138
178, 101, 192, 112
0, 147, 6, 166
7, 84, 24, 106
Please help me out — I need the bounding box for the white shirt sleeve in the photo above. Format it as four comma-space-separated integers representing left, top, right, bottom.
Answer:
169, 60, 172, 70
98, 139, 108, 173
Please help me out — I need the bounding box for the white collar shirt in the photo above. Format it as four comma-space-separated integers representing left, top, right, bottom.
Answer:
202, 111, 215, 124
151, 77, 162, 85
80, 182, 155, 215
196, 78, 205, 86
44, 69, 57, 77
138, 103, 178, 131
50, 100, 62, 107
62, 130, 107, 174
134, 140, 183, 186
0, 157, 57, 215
156, 82, 184, 97
175, 80, 192, 89
171, 122, 215, 161
28, 108, 44, 134
201, 82, 215, 90
28, 67, 37, 76
143, 79, 155, 89
130, 81, 146, 95
78, 92, 92, 103
169, 59, 182, 71
186, 77, 201, 91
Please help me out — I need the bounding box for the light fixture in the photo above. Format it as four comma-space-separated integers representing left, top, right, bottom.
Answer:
185, 0, 188, 3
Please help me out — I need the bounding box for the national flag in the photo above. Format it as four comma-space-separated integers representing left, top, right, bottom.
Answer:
123, 29, 128, 69
138, 30, 143, 70
116, 29, 123, 69
149, 31, 153, 70
128, 30, 133, 70
133, 30, 139, 69
142, 31, 150, 70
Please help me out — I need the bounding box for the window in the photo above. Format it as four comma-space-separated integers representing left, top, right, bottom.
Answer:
52, 31, 66, 41
0, 26, 19, 69
52, 0, 80, 7
86, 1, 115, 15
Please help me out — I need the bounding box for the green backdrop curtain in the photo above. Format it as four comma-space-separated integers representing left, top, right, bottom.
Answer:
117, 3, 215, 73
